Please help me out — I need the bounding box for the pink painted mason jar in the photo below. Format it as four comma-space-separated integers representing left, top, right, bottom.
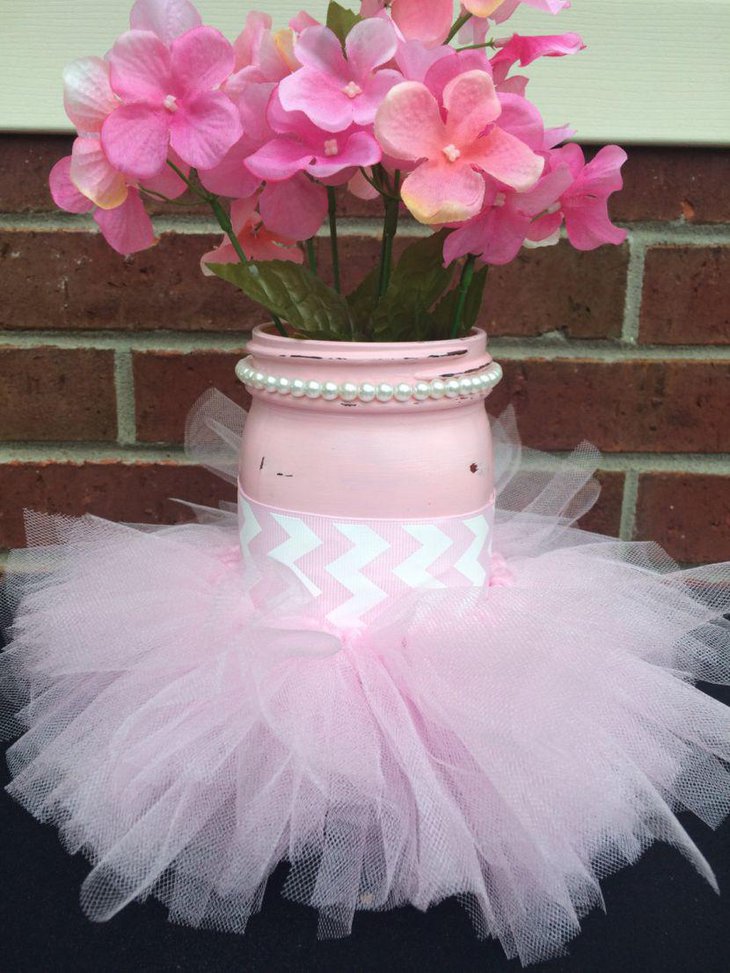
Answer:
235, 325, 502, 630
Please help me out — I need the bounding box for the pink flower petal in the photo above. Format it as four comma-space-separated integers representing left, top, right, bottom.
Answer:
107, 29, 173, 103
395, 39, 453, 83
130, 0, 202, 44
579, 144, 628, 196
102, 104, 170, 179
49, 156, 95, 214
310, 131, 383, 179
229, 195, 259, 232
234, 12, 273, 69
143, 151, 190, 197
516, 164, 573, 216
391, 0, 453, 48
497, 92, 544, 151
260, 174, 327, 239
171, 26, 236, 97
467, 126, 544, 191
293, 25, 347, 79
243, 136, 313, 182
346, 18, 397, 78
169, 90, 243, 169
401, 159, 485, 224
492, 32, 585, 69
424, 49, 492, 100
351, 69, 403, 128
93, 187, 156, 254
374, 81, 443, 163
201, 239, 238, 274
226, 75, 276, 145
443, 70, 502, 146
198, 137, 262, 196
348, 168, 380, 200
71, 136, 128, 209
464, 0, 505, 13
564, 199, 627, 250
278, 69, 353, 133
63, 57, 118, 135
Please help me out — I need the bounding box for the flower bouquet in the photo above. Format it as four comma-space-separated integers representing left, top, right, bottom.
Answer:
3, 0, 730, 967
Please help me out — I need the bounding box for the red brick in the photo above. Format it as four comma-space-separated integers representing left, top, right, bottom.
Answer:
0, 462, 235, 549
635, 473, 730, 564
611, 147, 730, 224
639, 246, 730, 345
487, 359, 730, 453
578, 471, 625, 536
0, 231, 269, 332
0, 135, 72, 212
134, 350, 250, 444
0, 346, 116, 442
480, 241, 628, 339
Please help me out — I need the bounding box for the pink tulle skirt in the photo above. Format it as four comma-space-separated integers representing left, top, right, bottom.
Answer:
2, 393, 729, 966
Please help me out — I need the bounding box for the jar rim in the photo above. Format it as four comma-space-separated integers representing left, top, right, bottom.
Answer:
250, 324, 487, 354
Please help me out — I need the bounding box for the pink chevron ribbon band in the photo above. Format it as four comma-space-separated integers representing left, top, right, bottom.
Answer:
238, 488, 495, 628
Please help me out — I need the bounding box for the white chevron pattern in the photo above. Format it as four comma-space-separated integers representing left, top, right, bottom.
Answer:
239, 499, 262, 556
325, 524, 390, 626
393, 524, 453, 588
269, 514, 324, 596
454, 515, 489, 586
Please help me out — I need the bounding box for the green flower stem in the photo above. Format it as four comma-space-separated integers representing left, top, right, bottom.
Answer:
327, 186, 341, 293
305, 238, 317, 275
457, 40, 496, 52
445, 11, 473, 45
451, 254, 477, 339
377, 171, 401, 303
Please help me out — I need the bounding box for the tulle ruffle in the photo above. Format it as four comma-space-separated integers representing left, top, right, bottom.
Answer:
2, 392, 729, 966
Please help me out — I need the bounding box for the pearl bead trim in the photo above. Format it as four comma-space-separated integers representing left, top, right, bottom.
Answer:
235, 356, 503, 403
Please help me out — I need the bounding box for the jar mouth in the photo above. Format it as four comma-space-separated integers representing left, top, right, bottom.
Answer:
251, 324, 486, 354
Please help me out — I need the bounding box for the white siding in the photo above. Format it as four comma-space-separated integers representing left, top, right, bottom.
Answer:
1, 0, 728, 143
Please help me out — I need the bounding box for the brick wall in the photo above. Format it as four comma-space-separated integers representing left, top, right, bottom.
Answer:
1, 136, 728, 565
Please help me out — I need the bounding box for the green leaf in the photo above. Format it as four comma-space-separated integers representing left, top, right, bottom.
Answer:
368, 231, 455, 341
430, 264, 488, 339
326, 2, 361, 45
207, 260, 355, 340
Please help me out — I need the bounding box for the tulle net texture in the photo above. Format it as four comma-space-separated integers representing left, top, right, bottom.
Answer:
2, 390, 729, 967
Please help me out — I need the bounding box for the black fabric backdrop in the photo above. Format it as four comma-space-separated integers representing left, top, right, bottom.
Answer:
3, 683, 729, 973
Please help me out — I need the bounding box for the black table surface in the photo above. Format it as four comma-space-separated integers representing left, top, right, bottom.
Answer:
3, 685, 730, 973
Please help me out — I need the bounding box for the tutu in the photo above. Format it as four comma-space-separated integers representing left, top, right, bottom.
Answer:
2, 390, 730, 967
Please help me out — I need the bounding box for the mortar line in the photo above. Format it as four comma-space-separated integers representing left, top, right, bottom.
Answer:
114, 349, 137, 446
621, 231, 647, 345
619, 470, 640, 541
0, 443, 729, 475
1, 330, 729, 361
2, 211, 730, 243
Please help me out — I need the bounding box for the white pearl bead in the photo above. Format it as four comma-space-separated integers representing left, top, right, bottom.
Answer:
276, 376, 291, 394
395, 383, 412, 402
340, 382, 358, 401
429, 380, 446, 399
253, 371, 265, 389
445, 379, 461, 398
491, 362, 503, 385
459, 377, 474, 394
291, 379, 306, 397
358, 383, 377, 402
376, 383, 395, 402
265, 374, 279, 392
304, 380, 321, 398
322, 381, 339, 401
413, 382, 431, 401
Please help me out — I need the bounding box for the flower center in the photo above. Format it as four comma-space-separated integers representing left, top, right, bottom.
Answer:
442, 144, 461, 163
323, 139, 340, 157
163, 94, 179, 113
342, 81, 362, 99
